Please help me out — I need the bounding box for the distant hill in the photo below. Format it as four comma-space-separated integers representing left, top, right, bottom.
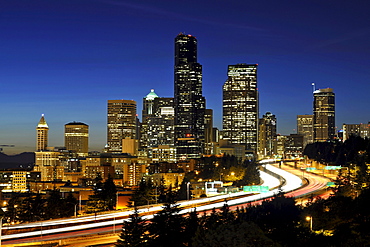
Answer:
0, 152, 35, 169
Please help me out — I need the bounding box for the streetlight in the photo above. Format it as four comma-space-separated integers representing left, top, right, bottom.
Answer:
0, 208, 4, 246
306, 216, 313, 231
186, 182, 190, 200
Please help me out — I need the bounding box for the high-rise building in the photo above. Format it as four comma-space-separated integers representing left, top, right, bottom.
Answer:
64, 122, 89, 157
204, 109, 214, 155
313, 88, 335, 142
343, 122, 370, 141
141, 89, 175, 158
258, 112, 277, 158
297, 115, 313, 148
36, 114, 49, 151
107, 99, 137, 153
223, 63, 258, 153
174, 33, 205, 159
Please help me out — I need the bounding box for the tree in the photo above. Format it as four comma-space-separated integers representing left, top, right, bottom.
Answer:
45, 190, 65, 219
86, 173, 107, 213
183, 208, 199, 247
192, 221, 277, 247
129, 178, 156, 207
148, 186, 184, 247
18, 193, 45, 222
116, 208, 149, 247
234, 159, 260, 186
5, 194, 22, 224
64, 192, 78, 217
104, 175, 117, 210
177, 178, 192, 201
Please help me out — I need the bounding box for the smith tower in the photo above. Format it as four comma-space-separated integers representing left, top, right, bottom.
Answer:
36, 114, 49, 151
174, 33, 205, 159
223, 64, 259, 153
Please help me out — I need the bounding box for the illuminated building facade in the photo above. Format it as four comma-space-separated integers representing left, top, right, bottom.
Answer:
64, 122, 89, 157
297, 114, 313, 148
107, 99, 137, 152
223, 63, 258, 153
36, 114, 48, 151
313, 88, 335, 142
174, 33, 205, 159
258, 112, 277, 158
204, 109, 214, 155
141, 90, 175, 157
343, 122, 370, 141
34, 150, 64, 181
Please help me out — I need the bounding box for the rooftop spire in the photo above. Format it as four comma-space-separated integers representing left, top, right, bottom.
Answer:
145, 89, 159, 100
37, 114, 48, 128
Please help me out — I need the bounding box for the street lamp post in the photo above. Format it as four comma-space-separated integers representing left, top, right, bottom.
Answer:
186, 182, 190, 200
306, 216, 313, 231
0, 215, 3, 246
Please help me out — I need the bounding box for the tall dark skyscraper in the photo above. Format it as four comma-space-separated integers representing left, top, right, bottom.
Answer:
223, 63, 258, 153
313, 88, 335, 142
174, 33, 205, 159
258, 112, 277, 158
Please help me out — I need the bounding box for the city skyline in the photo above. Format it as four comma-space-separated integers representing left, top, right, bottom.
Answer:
1, 1, 370, 154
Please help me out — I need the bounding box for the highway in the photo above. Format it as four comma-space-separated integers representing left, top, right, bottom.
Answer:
2, 163, 331, 245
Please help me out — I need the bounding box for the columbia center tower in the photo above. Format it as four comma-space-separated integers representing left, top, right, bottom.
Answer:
174, 33, 205, 159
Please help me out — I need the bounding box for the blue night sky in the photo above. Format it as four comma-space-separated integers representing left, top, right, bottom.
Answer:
1, 0, 369, 154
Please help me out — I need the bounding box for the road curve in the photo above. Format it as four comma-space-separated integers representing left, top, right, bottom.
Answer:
2, 164, 330, 245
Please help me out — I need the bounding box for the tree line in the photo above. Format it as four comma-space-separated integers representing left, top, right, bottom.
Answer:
117, 186, 370, 247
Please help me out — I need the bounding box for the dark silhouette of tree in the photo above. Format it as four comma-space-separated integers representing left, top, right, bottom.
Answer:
116, 208, 149, 247
104, 174, 117, 210
86, 173, 108, 213
148, 186, 184, 247
64, 192, 78, 217
234, 159, 260, 186
129, 178, 156, 207
5, 194, 23, 224
18, 193, 45, 222
192, 220, 277, 247
45, 190, 65, 219
183, 208, 199, 247
177, 178, 192, 201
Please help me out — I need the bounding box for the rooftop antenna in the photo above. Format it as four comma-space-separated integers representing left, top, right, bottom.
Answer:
312, 82, 315, 93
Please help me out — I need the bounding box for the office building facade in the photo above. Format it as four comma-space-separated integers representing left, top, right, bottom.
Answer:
64, 122, 89, 157
223, 63, 258, 153
343, 122, 370, 141
313, 88, 335, 142
258, 112, 277, 158
297, 114, 314, 148
141, 90, 175, 158
174, 33, 205, 159
107, 99, 137, 153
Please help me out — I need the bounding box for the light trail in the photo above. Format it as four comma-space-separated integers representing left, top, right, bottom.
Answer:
2, 163, 320, 244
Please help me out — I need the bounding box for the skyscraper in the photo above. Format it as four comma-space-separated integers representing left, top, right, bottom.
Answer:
342, 122, 370, 141
141, 89, 175, 157
107, 99, 137, 153
36, 114, 48, 151
258, 112, 277, 158
174, 33, 205, 159
313, 88, 335, 142
223, 63, 258, 153
297, 114, 313, 148
64, 122, 89, 157
204, 109, 214, 155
